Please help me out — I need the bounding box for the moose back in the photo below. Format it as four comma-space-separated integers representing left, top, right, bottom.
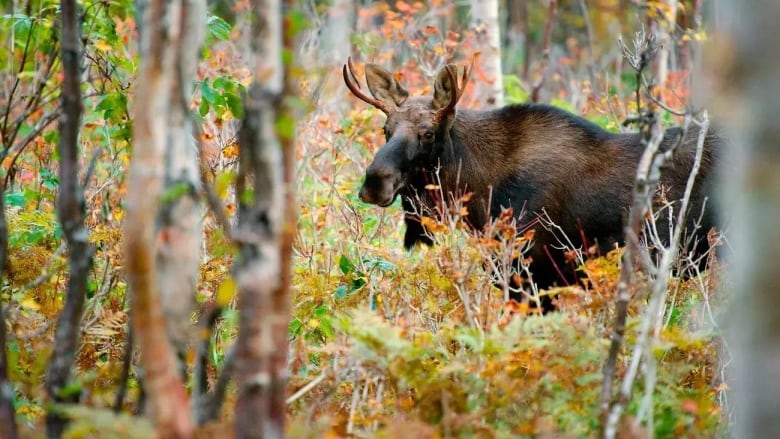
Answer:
343, 58, 719, 299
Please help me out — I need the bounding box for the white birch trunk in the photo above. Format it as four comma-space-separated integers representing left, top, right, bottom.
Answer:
157, 0, 206, 354
125, 0, 205, 435
470, 0, 504, 108
717, 0, 780, 436
320, 0, 355, 66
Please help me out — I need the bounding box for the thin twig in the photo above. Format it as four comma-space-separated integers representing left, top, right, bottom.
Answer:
531, 0, 558, 102
194, 301, 222, 425
113, 325, 133, 413
286, 372, 328, 405
201, 344, 236, 422
197, 126, 236, 243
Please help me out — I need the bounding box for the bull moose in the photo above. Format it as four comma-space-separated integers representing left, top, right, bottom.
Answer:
343, 58, 719, 307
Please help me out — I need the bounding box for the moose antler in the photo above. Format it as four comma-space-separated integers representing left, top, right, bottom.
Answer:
343, 57, 394, 115
433, 56, 474, 124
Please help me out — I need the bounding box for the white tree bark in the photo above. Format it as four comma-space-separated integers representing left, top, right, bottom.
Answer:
233, 0, 297, 437
470, 0, 503, 108
651, 0, 678, 85
125, 0, 205, 435
320, 0, 355, 66
717, 0, 780, 436
158, 0, 206, 354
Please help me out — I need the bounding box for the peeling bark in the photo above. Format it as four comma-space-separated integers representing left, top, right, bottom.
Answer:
232, 0, 297, 436
45, 1, 95, 437
125, 0, 205, 436
157, 0, 206, 361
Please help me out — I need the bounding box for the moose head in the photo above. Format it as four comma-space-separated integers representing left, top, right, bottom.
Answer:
343, 58, 472, 207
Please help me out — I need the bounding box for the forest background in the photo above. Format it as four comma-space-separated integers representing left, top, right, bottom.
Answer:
0, 0, 777, 438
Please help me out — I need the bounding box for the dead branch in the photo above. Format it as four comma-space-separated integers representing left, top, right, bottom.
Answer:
531, 0, 558, 102
193, 301, 221, 425
600, 33, 663, 438
113, 325, 134, 413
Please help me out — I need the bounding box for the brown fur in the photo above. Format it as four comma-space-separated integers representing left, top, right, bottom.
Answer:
347, 61, 720, 304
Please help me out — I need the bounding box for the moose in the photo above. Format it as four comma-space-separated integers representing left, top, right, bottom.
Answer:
343, 58, 719, 307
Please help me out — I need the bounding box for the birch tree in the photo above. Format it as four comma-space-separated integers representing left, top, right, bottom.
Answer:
470, 0, 503, 108
124, 0, 206, 436
320, 0, 355, 66
718, 0, 780, 436
232, 0, 298, 436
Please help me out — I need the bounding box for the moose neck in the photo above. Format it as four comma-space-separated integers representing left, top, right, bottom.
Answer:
431, 104, 614, 228
430, 109, 517, 227
438, 110, 517, 195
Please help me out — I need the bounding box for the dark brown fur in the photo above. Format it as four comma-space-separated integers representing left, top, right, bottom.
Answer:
346, 61, 720, 302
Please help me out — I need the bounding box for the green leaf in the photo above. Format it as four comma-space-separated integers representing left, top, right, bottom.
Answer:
207, 15, 231, 41
226, 93, 244, 119
503, 74, 528, 104
4, 191, 25, 207
212, 76, 234, 93
214, 170, 236, 198
199, 99, 210, 117
160, 182, 193, 204
550, 98, 577, 114
200, 80, 218, 104
333, 285, 349, 299
363, 256, 396, 274
96, 92, 128, 123
40, 168, 59, 191
339, 254, 355, 275
285, 10, 309, 38
57, 383, 81, 399
289, 318, 303, 337
275, 112, 296, 141
350, 277, 366, 291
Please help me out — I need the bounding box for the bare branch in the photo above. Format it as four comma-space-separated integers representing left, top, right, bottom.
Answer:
45, 2, 95, 436
531, 0, 558, 102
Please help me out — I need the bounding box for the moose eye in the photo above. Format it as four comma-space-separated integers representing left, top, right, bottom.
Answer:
420, 131, 434, 142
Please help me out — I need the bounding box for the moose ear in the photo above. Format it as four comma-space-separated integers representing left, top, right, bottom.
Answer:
365, 64, 409, 108
432, 64, 458, 111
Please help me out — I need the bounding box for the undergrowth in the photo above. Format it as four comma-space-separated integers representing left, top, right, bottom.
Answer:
0, 1, 730, 437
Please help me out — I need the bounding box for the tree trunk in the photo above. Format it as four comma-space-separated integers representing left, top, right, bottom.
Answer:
718, 0, 780, 436
45, 2, 94, 437
320, 0, 355, 66
124, 0, 205, 436
233, 0, 298, 437
0, 181, 17, 439
158, 0, 206, 362
470, 0, 504, 108
651, 0, 678, 86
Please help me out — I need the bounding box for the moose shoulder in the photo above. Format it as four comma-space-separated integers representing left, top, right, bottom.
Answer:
344, 58, 719, 296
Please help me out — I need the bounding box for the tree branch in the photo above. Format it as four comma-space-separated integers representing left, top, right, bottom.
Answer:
531, 0, 557, 103
45, 2, 95, 436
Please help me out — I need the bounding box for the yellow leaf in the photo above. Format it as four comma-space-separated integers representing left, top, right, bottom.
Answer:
95, 40, 112, 52
216, 277, 237, 307
20, 298, 40, 311
214, 170, 237, 199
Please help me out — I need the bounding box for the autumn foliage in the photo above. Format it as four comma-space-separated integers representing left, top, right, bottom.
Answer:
0, 1, 728, 438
